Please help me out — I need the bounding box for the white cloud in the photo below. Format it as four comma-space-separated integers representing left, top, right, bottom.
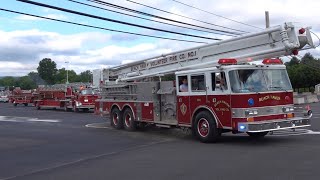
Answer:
1, 0, 320, 77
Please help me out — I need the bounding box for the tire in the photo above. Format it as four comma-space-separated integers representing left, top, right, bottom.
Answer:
193, 111, 220, 143
123, 108, 136, 131
247, 131, 269, 138
24, 103, 28, 107
13, 102, 17, 107
36, 104, 41, 110
64, 105, 70, 112
110, 108, 123, 129
73, 106, 79, 113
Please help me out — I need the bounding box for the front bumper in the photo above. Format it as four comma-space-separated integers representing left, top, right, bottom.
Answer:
238, 116, 311, 133
76, 105, 95, 109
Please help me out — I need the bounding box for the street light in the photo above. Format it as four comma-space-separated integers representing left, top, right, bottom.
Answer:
65, 61, 69, 84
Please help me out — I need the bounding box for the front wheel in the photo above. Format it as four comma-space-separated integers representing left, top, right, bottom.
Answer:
110, 108, 123, 129
73, 106, 79, 113
36, 103, 41, 110
193, 111, 220, 143
247, 131, 269, 138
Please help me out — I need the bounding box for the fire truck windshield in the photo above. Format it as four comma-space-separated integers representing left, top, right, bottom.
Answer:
229, 69, 292, 93
81, 89, 95, 95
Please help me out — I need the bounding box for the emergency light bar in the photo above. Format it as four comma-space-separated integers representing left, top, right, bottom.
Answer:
262, 58, 283, 65
218, 58, 237, 65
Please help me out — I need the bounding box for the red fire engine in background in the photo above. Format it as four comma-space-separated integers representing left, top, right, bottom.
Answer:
9, 87, 35, 106
94, 22, 314, 142
34, 85, 98, 112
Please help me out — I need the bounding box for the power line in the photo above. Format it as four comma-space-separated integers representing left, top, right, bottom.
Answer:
68, 0, 235, 37
88, 0, 242, 36
0, 8, 207, 44
172, 0, 263, 30
17, 0, 221, 41
126, 0, 248, 34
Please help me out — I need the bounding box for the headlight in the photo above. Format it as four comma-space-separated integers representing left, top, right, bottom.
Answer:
245, 109, 258, 116
282, 106, 294, 113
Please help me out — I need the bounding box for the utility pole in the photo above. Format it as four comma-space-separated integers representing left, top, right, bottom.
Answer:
65, 61, 69, 84
265, 11, 270, 28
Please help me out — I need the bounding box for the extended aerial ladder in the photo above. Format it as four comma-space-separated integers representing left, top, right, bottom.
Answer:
106, 22, 314, 82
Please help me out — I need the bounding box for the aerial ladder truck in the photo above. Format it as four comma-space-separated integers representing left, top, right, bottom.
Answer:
95, 22, 315, 142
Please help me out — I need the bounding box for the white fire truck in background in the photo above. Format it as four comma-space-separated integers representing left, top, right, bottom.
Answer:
95, 22, 314, 143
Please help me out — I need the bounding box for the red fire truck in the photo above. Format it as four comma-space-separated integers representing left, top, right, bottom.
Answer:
34, 86, 98, 112
95, 22, 314, 142
9, 87, 35, 106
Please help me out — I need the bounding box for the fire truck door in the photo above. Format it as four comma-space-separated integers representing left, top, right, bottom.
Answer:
176, 75, 191, 125
210, 72, 232, 128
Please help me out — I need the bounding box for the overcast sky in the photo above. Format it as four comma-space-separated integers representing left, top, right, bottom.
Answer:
0, 0, 319, 76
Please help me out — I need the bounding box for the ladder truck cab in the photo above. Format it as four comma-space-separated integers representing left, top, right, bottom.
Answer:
72, 86, 99, 112
96, 22, 315, 143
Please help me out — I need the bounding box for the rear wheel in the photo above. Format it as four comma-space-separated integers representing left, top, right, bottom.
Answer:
13, 101, 17, 107
247, 131, 269, 138
193, 111, 220, 143
24, 103, 28, 106
110, 108, 123, 129
123, 108, 136, 131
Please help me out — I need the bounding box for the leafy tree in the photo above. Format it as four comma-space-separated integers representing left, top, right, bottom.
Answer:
0, 76, 16, 87
37, 58, 57, 85
67, 70, 78, 83
78, 70, 92, 82
16, 76, 37, 90
286, 53, 320, 92
55, 68, 68, 84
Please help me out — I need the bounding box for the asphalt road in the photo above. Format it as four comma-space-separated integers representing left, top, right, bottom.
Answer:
0, 102, 319, 180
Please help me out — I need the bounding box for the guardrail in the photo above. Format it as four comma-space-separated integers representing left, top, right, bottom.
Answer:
293, 93, 319, 104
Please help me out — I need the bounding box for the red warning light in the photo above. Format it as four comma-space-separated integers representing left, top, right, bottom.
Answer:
262, 58, 283, 65
218, 58, 237, 65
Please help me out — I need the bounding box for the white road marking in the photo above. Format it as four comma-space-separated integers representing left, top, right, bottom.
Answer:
306, 130, 320, 135
27, 119, 60, 123
85, 122, 112, 129
0, 116, 60, 123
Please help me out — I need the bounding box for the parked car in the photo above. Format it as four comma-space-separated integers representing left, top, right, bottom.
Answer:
0, 95, 9, 103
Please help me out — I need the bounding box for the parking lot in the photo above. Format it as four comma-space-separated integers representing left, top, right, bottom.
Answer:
0, 102, 320, 180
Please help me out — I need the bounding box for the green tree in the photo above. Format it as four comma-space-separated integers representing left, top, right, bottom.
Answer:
286, 53, 320, 92
0, 76, 16, 87
37, 58, 57, 85
55, 68, 68, 84
16, 76, 37, 90
67, 70, 78, 83
78, 70, 92, 82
